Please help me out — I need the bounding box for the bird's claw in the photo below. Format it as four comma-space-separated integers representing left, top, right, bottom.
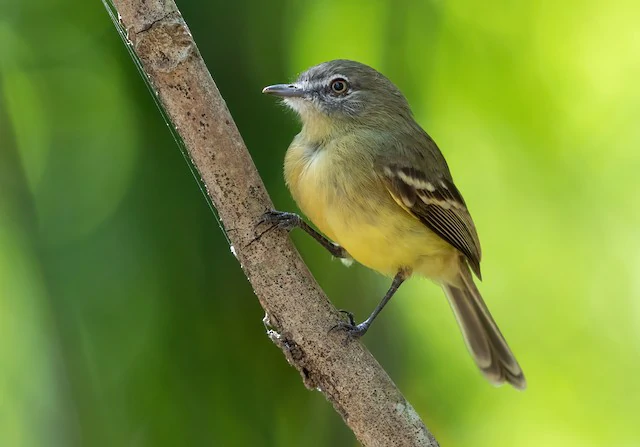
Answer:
258, 210, 301, 232
330, 311, 369, 344
337, 309, 356, 326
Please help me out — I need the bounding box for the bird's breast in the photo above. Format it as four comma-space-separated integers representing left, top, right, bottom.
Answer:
283, 137, 458, 279
284, 139, 343, 241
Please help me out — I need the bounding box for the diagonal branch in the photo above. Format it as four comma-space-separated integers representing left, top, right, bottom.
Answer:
105, 1, 438, 445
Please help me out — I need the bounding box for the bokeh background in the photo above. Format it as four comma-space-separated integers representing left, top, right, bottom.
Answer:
2, 0, 639, 445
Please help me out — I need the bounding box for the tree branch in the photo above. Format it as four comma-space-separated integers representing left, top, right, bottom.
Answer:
105, 1, 438, 445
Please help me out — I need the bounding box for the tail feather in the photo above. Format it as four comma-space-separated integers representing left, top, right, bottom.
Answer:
443, 263, 526, 390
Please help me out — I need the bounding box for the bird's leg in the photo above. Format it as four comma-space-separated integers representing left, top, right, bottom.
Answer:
258, 210, 349, 259
332, 269, 410, 339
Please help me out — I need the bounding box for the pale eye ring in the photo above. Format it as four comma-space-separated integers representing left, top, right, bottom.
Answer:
330, 78, 348, 94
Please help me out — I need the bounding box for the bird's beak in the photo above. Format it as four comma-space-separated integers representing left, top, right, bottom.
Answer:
262, 83, 305, 98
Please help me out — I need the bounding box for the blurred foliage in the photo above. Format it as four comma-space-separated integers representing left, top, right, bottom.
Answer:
1, 0, 639, 445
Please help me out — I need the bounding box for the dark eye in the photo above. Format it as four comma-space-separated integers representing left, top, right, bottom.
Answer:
330, 78, 348, 94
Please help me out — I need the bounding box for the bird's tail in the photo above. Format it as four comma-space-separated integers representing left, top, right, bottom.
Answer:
442, 261, 526, 390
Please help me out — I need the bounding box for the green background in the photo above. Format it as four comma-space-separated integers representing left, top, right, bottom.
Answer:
1, 0, 639, 445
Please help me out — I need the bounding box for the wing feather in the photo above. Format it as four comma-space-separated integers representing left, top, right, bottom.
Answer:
379, 163, 483, 278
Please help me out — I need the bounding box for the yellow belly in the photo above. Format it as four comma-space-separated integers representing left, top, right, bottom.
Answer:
323, 199, 458, 280
284, 138, 459, 282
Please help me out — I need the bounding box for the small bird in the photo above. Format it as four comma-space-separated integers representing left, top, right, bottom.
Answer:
261, 60, 525, 389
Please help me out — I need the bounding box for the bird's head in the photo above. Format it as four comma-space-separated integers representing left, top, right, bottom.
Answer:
263, 60, 412, 138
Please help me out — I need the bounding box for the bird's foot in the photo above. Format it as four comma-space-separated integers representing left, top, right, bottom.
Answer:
337, 309, 356, 326
330, 310, 370, 344
258, 210, 301, 232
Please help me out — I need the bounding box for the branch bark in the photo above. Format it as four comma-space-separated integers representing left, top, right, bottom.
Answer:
106, 1, 438, 445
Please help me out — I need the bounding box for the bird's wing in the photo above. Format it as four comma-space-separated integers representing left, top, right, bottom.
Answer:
377, 162, 483, 279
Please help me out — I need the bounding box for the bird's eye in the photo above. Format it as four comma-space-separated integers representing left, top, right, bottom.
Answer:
330, 78, 348, 94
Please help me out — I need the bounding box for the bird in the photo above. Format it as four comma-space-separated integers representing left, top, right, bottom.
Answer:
260, 59, 526, 390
